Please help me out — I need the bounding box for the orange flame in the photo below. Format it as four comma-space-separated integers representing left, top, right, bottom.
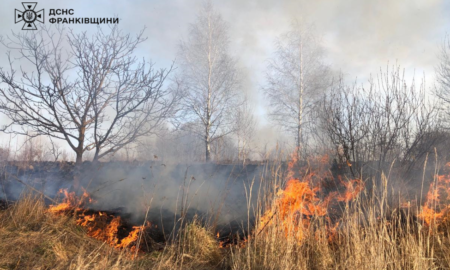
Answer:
259, 153, 364, 242
48, 188, 93, 214
418, 163, 450, 227
336, 177, 365, 203
48, 188, 151, 256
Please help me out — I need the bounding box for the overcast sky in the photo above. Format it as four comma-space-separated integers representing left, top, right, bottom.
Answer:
0, 0, 449, 151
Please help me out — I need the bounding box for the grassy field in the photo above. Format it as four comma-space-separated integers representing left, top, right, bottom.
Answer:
1, 160, 450, 270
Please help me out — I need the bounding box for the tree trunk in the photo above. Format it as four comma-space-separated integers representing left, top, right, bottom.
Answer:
297, 38, 304, 160
205, 135, 211, 162
75, 127, 85, 164
75, 151, 83, 164
205, 13, 212, 163
92, 149, 100, 163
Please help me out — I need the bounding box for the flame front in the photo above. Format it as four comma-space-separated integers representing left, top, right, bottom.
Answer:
260, 178, 330, 240
259, 153, 364, 242
48, 189, 150, 255
418, 163, 450, 228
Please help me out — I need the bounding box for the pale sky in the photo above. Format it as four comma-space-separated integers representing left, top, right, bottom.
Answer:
0, 0, 449, 154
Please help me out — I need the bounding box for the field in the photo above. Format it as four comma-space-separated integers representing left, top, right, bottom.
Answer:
2, 154, 450, 270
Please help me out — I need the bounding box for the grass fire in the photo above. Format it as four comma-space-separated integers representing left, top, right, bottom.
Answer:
1, 1, 450, 269
3, 156, 450, 269
47, 188, 154, 255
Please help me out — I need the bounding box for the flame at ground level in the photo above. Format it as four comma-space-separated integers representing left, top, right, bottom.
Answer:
258, 154, 365, 242
259, 176, 364, 241
258, 158, 450, 244
417, 162, 450, 229
48, 189, 152, 256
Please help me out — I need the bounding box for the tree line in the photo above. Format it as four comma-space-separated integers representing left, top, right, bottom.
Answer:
0, 2, 449, 169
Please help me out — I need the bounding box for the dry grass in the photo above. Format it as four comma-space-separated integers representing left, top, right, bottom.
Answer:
155, 217, 225, 269
0, 193, 225, 270
0, 193, 146, 270
229, 171, 450, 270
3, 167, 450, 269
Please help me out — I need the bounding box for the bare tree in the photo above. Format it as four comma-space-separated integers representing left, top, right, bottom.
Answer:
17, 136, 45, 162
436, 34, 450, 128
0, 26, 176, 164
175, 2, 242, 162
322, 66, 439, 176
49, 137, 62, 162
263, 20, 329, 157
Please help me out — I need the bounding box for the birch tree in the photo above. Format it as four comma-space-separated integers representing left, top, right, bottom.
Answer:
176, 2, 241, 162
263, 21, 329, 156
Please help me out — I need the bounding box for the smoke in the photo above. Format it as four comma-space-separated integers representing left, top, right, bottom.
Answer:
0, 162, 266, 236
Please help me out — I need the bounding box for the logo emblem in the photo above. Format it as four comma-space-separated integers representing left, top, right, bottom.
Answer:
15, 2, 44, 30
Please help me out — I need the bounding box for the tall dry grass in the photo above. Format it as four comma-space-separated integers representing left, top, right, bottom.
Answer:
155, 216, 225, 269
0, 192, 225, 270
229, 162, 450, 270
2, 160, 450, 269
0, 192, 143, 270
